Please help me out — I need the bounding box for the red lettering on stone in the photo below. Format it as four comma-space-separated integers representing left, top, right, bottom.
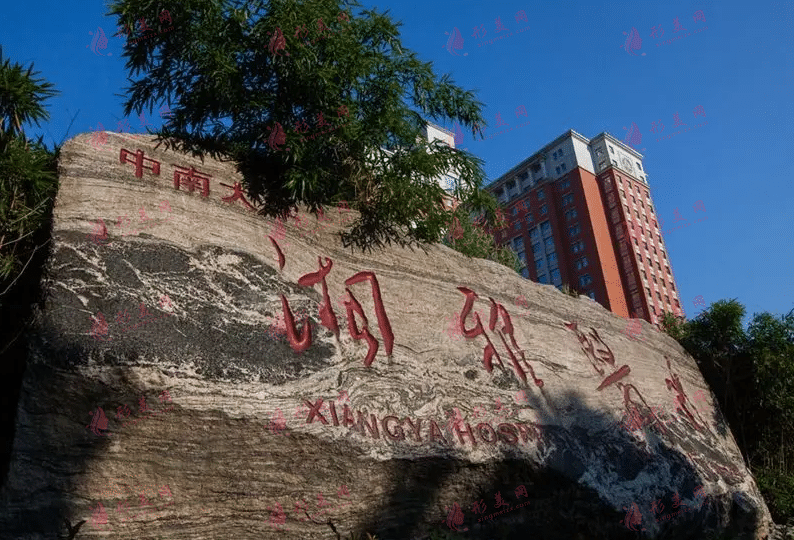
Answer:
120, 148, 161, 178
403, 417, 422, 442
565, 321, 630, 390
456, 287, 543, 386
280, 294, 312, 352
429, 420, 448, 444
220, 182, 255, 210
356, 411, 380, 439
617, 382, 669, 438
665, 356, 709, 433
298, 257, 339, 337
269, 236, 285, 270
596, 364, 631, 390
476, 422, 498, 444
173, 165, 211, 197
497, 423, 519, 445
342, 405, 357, 430
382, 416, 405, 440
452, 422, 477, 446
304, 398, 328, 425
514, 422, 542, 443
328, 401, 340, 426
343, 271, 394, 366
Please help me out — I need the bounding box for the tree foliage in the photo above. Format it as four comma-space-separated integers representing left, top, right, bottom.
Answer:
661, 300, 794, 521
0, 46, 59, 291
108, 0, 510, 260
441, 208, 520, 273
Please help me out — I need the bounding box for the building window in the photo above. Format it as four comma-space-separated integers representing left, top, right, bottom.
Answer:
665, 295, 670, 304
555, 166, 561, 175
588, 291, 596, 299
537, 189, 545, 201
560, 179, 571, 191
558, 147, 564, 156
596, 148, 603, 157
532, 242, 541, 255
636, 162, 642, 171
571, 240, 584, 253
552, 150, 557, 160
609, 145, 614, 154
545, 237, 555, 250
550, 268, 561, 283
643, 242, 648, 251
526, 214, 534, 226
514, 221, 520, 231
657, 292, 662, 301
598, 160, 606, 171
536, 259, 544, 271
646, 287, 651, 297
538, 274, 548, 284
565, 208, 578, 221
540, 221, 552, 235
576, 257, 589, 270
548, 251, 558, 264
518, 251, 526, 265
579, 274, 592, 288
540, 204, 548, 215
568, 223, 581, 236
521, 267, 529, 278
512, 237, 524, 251
512, 206, 518, 216
562, 193, 574, 206
560, 163, 567, 172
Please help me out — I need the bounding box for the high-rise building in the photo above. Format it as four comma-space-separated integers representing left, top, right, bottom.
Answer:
484, 129, 684, 324
423, 122, 461, 211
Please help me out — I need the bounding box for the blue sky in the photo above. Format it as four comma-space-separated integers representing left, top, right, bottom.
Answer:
5, 0, 793, 323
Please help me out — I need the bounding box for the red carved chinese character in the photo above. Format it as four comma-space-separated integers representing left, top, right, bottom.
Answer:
173, 166, 211, 197
343, 271, 395, 367
457, 287, 543, 386
564, 322, 630, 390
297, 256, 340, 338
279, 293, 312, 352
220, 182, 255, 210
120, 148, 161, 178
87, 407, 109, 436
664, 356, 708, 432
617, 381, 669, 438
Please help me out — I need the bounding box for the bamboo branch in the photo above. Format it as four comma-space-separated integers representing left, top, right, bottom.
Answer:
0, 238, 50, 297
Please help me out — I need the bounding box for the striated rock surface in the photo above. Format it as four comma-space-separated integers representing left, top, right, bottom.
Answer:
0, 132, 774, 539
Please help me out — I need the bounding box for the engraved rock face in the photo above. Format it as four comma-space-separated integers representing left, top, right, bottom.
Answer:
0, 132, 772, 540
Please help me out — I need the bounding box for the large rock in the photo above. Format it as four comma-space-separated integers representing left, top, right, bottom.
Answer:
0, 133, 773, 539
